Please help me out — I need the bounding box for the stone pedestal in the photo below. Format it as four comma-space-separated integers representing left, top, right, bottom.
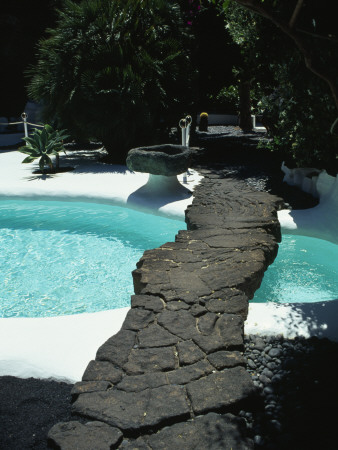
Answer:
126, 144, 202, 197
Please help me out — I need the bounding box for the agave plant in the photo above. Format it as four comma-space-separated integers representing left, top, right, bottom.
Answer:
19, 124, 69, 172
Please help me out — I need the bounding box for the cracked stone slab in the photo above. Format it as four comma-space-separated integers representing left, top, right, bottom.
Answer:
72, 385, 191, 432
71, 381, 111, 398
96, 329, 136, 367
186, 366, 255, 415
169, 268, 211, 296
177, 340, 205, 366
207, 350, 247, 369
197, 312, 218, 334
116, 371, 168, 393
190, 304, 206, 316
131, 294, 164, 312
166, 300, 190, 311
193, 314, 244, 353
82, 360, 123, 384
123, 346, 176, 375
167, 359, 214, 385
137, 323, 180, 348
48, 421, 123, 450
157, 310, 198, 340
144, 412, 253, 449
121, 309, 155, 331
205, 292, 248, 316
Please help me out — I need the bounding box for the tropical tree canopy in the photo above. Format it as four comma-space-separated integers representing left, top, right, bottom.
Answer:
210, 0, 338, 171
28, 0, 193, 162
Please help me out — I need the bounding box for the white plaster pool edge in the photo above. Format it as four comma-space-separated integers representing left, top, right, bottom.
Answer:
0, 149, 203, 382
0, 308, 130, 383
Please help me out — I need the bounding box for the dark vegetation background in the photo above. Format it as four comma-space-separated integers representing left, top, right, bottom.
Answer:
1, 0, 337, 172
0, 0, 61, 119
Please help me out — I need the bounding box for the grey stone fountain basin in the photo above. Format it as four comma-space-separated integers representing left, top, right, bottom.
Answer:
126, 144, 200, 176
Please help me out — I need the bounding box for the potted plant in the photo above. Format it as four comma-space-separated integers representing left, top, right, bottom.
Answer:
19, 124, 71, 173
199, 112, 208, 132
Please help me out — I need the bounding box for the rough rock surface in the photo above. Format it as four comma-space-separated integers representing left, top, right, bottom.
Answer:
126, 144, 201, 176
47, 165, 282, 449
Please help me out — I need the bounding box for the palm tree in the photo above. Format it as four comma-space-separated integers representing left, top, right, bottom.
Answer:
27, 0, 193, 162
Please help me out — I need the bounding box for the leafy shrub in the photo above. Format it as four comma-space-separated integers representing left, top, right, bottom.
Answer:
258, 60, 338, 172
27, 0, 193, 162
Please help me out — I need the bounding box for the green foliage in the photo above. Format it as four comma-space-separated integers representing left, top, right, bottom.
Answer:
27, 0, 193, 162
214, 84, 239, 111
210, 0, 338, 170
258, 60, 338, 171
19, 125, 69, 171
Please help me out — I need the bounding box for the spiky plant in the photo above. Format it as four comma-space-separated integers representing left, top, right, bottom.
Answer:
27, 0, 193, 162
19, 124, 69, 172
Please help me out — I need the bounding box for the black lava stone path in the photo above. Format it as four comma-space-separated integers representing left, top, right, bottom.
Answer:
47, 166, 283, 449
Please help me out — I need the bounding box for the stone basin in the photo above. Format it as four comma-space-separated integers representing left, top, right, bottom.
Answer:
126, 144, 200, 176
126, 144, 202, 197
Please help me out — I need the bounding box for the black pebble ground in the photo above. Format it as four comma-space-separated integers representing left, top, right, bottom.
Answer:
242, 335, 338, 450
0, 376, 73, 449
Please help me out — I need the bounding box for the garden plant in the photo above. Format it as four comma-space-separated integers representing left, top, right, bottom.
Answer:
19, 124, 69, 173
27, 0, 194, 163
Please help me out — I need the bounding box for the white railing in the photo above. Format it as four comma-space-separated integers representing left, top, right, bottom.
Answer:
0, 113, 44, 132
179, 115, 193, 184
0, 112, 44, 140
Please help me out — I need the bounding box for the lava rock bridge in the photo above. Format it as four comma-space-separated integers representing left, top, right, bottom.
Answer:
48, 167, 283, 449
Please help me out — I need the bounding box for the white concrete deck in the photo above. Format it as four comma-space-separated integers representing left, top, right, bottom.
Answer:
0, 149, 337, 382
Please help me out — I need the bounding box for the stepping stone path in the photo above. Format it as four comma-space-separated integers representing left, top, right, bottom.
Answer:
48, 167, 283, 449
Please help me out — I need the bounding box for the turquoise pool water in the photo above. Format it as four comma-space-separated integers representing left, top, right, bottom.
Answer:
253, 234, 338, 303
0, 199, 184, 318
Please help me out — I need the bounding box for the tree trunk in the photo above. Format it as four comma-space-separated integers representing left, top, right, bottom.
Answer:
239, 80, 253, 130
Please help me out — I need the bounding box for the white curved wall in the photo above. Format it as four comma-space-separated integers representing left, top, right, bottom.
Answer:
279, 163, 338, 244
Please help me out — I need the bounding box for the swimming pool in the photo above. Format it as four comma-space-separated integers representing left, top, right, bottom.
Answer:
0, 199, 184, 318
252, 234, 338, 304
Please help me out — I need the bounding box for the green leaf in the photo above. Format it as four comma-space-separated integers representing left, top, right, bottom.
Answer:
222, 0, 231, 10
44, 124, 54, 134
40, 128, 48, 149
22, 136, 39, 147
56, 131, 70, 141
19, 146, 41, 156
22, 156, 36, 164
32, 133, 43, 151
18, 146, 32, 155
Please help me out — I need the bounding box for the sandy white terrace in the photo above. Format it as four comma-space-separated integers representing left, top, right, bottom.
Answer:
0, 148, 337, 383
